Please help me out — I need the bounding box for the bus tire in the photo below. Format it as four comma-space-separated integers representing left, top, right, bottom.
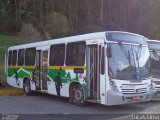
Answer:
23, 79, 32, 95
73, 84, 85, 106
69, 85, 74, 104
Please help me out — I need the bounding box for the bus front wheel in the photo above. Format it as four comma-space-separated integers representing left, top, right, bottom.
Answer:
73, 85, 85, 106
23, 80, 32, 95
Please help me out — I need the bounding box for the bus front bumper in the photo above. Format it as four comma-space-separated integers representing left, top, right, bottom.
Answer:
106, 89, 157, 105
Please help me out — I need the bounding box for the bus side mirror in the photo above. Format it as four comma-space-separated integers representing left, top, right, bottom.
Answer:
107, 46, 112, 57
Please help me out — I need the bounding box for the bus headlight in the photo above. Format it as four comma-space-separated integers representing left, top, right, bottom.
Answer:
110, 81, 119, 92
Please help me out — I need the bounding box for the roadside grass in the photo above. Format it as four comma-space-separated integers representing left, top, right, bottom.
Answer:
0, 35, 22, 86
0, 35, 23, 48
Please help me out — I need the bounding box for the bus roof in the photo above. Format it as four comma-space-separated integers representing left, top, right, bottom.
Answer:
147, 39, 160, 43
8, 31, 145, 50
147, 39, 160, 50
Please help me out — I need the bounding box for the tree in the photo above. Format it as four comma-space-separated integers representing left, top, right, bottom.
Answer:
18, 23, 42, 43
44, 12, 71, 38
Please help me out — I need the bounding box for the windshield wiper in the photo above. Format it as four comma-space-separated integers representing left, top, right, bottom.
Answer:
135, 44, 142, 67
152, 49, 160, 61
118, 42, 131, 65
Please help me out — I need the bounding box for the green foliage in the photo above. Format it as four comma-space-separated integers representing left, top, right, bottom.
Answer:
0, 0, 22, 35
136, 1, 160, 39
0, 35, 22, 48
1, 0, 160, 40
18, 23, 42, 43
78, 25, 104, 34
44, 12, 71, 38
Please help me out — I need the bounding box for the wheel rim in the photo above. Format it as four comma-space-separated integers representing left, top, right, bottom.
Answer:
74, 89, 82, 102
24, 82, 29, 93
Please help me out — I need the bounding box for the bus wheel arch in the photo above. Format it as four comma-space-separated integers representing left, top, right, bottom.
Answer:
69, 82, 85, 106
23, 77, 32, 95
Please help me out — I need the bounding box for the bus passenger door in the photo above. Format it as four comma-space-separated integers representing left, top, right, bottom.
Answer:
41, 50, 49, 90
86, 45, 101, 101
35, 48, 49, 91
35, 50, 41, 90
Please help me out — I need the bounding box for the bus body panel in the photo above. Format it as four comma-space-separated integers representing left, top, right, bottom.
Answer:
148, 39, 160, 95
7, 31, 156, 106
106, 79, 155, 105
152, 78, 160, 92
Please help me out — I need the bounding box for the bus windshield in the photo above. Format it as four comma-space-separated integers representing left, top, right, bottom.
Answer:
150, 50, 160, 78
106, 32, 147, 45
108, 44, 151, 80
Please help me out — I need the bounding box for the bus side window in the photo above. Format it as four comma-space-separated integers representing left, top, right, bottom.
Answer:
12, 50, 17, 66
50, 44, 65, 66
8, 51, 12, 66
18, 49, 25, 66
25, 48, 36, 66
66, 41, 86, 66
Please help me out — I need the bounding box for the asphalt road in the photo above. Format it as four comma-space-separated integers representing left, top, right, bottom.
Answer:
0, 93, 160, 120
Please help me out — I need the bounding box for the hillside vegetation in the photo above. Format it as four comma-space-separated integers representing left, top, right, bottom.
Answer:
1, 1, 160, 40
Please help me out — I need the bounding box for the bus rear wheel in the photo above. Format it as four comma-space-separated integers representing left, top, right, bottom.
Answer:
73, 85, 85, 106
23, 80, 32, 95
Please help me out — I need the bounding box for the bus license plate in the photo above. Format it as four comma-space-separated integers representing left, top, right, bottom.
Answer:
133, 96, 140, 101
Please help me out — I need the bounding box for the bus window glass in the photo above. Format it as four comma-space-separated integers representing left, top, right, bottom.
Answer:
66, 41, 86, 66
150, 50, 160, 77
101, 47, 105, 74
50, 44, 65, 66
106, 32, 147, 45
18, 49, 25, 66
108, 44, 151, 80
12, 50, 17, 66
148, 42, 160, 50
8, 51, 12, 65
25, 48, 36, 66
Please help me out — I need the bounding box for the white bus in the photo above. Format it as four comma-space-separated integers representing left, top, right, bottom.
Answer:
148, 39, 160, 94
6, 31, 156, 106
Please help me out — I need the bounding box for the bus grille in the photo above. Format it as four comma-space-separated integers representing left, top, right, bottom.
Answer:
121, 88, 147, 95
155, 86, 160, 89
154, 81, 160, 85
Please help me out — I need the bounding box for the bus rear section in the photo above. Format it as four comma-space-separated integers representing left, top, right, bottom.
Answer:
148, 40, 160, 95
